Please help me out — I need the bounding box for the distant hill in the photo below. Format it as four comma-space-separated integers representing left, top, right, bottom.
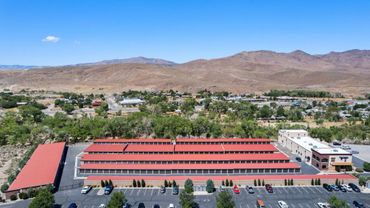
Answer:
76, 57, 177, 66
0, 50, 369, 96
0, 65, 40, 70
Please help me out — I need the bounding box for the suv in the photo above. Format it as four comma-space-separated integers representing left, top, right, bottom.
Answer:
353, 201, 365, 208
349, 183, 361, 192
330, 185, 339, 191
104, 185, 113, 195
323, 184, 333, 192
172, 186, 179, 195
138, 203, 145, 208
153, 204, 160, 208
246, 186, 254, 194
338, 184, 347, 192
233, 185, 240, 194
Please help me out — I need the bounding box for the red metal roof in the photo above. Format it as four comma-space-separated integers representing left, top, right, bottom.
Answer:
8, 142, 66, 191
85, 143, 277, 153
81, 153, 289, 162
80, 162, 299, 170
125, 144, 175, 152
222, 144, 276, 152
174, 144, 223, 152
84, 144, 127, 152
94, 138, 272, 143
86, 174, 357, 181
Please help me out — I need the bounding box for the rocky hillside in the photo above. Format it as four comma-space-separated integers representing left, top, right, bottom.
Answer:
0, 50, 369, 96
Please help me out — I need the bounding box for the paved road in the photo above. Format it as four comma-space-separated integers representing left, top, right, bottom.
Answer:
1, 186, 369, 208
58, 144, 89, 191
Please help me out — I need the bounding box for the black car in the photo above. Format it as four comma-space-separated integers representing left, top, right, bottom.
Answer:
123, 203, 131, 208
104, 185, 113, 195
323, 183, 333, 192
68, 203, 77, 208
138, 203, 145, 208
349, 183, 361, 192
295, 157, 302, 162
153, 204, 160, 208
353, 201, 365, 208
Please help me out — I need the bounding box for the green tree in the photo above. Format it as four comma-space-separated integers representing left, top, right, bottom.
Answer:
141, 179, 146, 187
184, 179, 194, 193
363, 162, 370, 172
225, 179, 229, 187
276, 106, 286, 117
107, 192, 127, 208
311, 179, 314, 186
179, 191, 196, 208
328, 196, 350, 208
164, 180, 168, 187
29, 189, 55, 208
258, 105, 272, 118
0, 183, 8, 193
216, 191, 235, 208
133, 179, 137, 187
206, 179, 215, 193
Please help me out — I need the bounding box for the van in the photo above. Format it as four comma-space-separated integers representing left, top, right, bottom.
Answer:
257, 199, 265, 208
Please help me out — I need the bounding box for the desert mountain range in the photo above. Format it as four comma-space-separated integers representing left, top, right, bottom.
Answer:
0, 50, 369, 96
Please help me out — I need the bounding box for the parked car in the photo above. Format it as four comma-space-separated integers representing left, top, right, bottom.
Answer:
233, 185, 240, 194
153, 204, 160, 208
349, 183, 361, 192
317, 202, 330, 208
278, 200, 289, 208
98, 204, 106, 208
219, 185, 226, 191
122, 203, 130, 208
338, 184, 347, 192
330, 185, 339, 191
68, 203, 78, 208
295, 157, 302, 162
323, 184, 333, 192
104, 185, 113, 195
342, 184, 352, 192
168, 204, 175, 208
265, 184, 273, 193
246, 186, 254, 194
353, 200, 365, 208
138, 203, 145, 208
256, 199, 265, 208
172, 186, 179, 195
160, 186, 166, 194
81, 186, 92, 194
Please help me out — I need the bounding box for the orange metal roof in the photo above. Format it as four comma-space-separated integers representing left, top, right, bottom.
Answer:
222, 144, 277, 152
8, 142, 66, 191
80, 162, 300, 170
81, 153, 289, 161
174, 144, 223, 152
94, 138, 272, 143
125, 144, 175, 152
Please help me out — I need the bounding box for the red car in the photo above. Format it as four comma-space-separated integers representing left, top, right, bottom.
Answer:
265, 184, 273, 193
233, 185, 240, 194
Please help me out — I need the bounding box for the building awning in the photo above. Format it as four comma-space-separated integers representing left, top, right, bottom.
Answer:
332, 162, 352, 166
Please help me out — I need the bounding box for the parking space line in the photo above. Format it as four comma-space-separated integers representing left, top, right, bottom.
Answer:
143, 189, 147, 196
298, 204, 304, 208
136, 189, 141, 196
301, 187, 309, 194
151, 188, 154, 196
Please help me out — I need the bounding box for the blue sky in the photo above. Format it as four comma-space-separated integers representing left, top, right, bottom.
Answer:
1, 0, 370, 65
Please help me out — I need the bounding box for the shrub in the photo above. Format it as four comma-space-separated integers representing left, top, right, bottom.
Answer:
10, 195, 17, 201
0, 184, 9, 193
363, 162, 370, 172
19, 192, 29, 200
356, 168, 364, 173
229, 180, 234, 187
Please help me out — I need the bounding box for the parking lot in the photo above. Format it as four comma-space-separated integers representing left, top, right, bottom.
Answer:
2, 185, 369, 208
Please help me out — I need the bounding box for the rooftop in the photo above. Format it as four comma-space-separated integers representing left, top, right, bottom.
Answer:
312, 148, 351, 155
8, 142, 66, 192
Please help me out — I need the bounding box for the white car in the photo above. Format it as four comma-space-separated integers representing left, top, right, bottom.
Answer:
98, 204, 106, 208
317, 202, 330, 208
81, 185, 92, 194
168, 204, 175, 208
342, 184, 352, 192
278, 200, 289, 208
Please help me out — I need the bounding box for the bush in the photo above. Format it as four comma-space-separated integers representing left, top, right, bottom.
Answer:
19, 192, 29, 200
356, 168, 364, 173
364, 162, 370, 172
0, 184, 9, 193
10, 195, 17, 201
